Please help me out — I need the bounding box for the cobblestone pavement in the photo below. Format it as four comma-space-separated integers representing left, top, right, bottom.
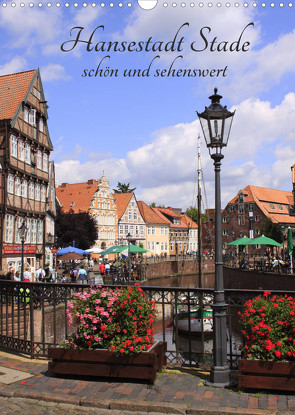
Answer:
1, 351, 295, 415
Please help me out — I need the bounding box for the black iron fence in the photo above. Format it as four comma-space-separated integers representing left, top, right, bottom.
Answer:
0, 281, 294, 368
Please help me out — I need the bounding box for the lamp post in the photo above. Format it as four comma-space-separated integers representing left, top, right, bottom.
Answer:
18, 221, 28, 281
197, 88, 235, 386
126, 232, 132, 281
281, 225, 285, 261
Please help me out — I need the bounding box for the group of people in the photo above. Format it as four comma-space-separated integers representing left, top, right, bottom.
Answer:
0, 266, 32, 282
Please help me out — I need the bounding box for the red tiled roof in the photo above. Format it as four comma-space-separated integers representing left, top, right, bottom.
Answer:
138, 201, 169, 224
157, 207, 182, 218
152, 208, 172, 225
0, 69, 35, 120
56, 181, 98, 213
182, 214, 198, 229
112, 193, 133, 220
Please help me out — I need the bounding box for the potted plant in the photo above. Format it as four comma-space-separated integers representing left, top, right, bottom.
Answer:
48, 283, 166, 383
238, 290, 295, 391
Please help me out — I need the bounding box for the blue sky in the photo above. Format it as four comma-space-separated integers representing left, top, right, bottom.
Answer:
0, 2, 295, 211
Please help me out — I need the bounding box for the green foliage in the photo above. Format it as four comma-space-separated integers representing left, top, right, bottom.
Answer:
61, 284, 157, 355
55, 206, 98, 250
149, 202, 167, 208
185, 206, 206, 223
261, 218, 283, 243
113, 182, 136, 193
239, 291, 295, 361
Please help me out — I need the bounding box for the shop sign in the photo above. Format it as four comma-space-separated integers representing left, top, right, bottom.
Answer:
51, 248, 58, 254
3, 245, 36, 254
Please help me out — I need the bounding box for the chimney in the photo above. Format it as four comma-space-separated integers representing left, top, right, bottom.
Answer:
87, 179, 95, 185
61, 183, 68, 188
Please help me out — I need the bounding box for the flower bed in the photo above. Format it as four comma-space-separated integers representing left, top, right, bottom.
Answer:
48, 283, 166, 383
238, 291, 295, 391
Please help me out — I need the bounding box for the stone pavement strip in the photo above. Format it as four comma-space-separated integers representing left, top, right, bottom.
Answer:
0, 351, 294, 415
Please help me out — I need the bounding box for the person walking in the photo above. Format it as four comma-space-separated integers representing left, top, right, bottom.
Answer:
105, 262, 110, 276
99, 262, 105, 276
77, 266, 87, 284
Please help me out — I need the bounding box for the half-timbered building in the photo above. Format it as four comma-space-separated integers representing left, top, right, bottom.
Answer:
0, 69, 54, 275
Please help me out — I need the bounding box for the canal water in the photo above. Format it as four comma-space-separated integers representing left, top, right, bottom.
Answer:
142, 273, 242, 367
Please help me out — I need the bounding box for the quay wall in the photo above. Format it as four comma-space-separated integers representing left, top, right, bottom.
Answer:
224, 266, 295, 291
144, 258, 215, 280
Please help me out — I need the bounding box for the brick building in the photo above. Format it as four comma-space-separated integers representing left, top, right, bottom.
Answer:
0, 69, 54, 275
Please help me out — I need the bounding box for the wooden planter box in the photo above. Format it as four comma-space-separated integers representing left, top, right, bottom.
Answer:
238, 359, 295, 391
48, 341, 167, 384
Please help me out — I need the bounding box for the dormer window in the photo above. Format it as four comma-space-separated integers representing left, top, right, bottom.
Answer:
70, 202, 75, 207
238, 192, 245, 203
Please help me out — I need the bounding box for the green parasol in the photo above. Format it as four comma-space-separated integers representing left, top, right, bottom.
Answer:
249, 235, 282, 247
228, 236, 253, 246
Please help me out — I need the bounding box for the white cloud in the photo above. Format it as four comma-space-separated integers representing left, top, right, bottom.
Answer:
0, 56, 27, 75
40, 63, 70, 82
54, 92, 295, 210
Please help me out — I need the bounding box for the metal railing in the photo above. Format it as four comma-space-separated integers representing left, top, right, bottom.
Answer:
0, 281, 294, 368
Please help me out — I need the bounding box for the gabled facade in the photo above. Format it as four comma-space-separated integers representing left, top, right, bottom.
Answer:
137, 201, 170, 256
56, 173, 118, 251
113, 193, 145, 246
0, 69, 54, 275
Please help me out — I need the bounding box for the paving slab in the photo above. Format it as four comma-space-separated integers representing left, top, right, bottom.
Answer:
0, 350, 294, 415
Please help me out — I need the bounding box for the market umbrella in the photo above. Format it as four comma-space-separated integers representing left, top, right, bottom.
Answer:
249, 235, 282, 247
228, 236, 253, 246
87, 247, 103, 254
58, 252, 84, 261
99, 245, 122, 256
113, 245, 148, 254
56, 246, 90, 255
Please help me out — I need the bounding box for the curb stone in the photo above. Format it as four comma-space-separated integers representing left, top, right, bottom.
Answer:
109, 399, 187, 414
80, 397, 112, 409
187, 408, 277, 415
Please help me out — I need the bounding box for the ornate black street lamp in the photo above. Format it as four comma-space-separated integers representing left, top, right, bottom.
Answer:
18, 221, 28, 281
197, 88, 235, 386
126, 232, 132, 281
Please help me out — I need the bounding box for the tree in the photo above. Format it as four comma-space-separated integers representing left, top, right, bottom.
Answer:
113, 182, 136, 193
149, 202, 167, 208
185, 206, 206, 223
261, 218, 283, 243
55, 206, 98, 250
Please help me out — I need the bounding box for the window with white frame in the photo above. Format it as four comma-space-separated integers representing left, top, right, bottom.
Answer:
15, 177, 21, 196
42, 153, 48, 172
124, 224, 128, 234
119, 225, 123, 235
5, 214, 13, 243
161, 242, 164, 251
147, 226, 151, 235
26, 218, 32, 243
21, 179, 28, 198
39, 117, 44, 133
151, 226, 155, 235
161, 227, 165, 235
130, 225, 134, 234
25, 143, 31, 164
128, 211, 132, 220
8, 174, 14, 194
165, 242, 168, 251
35, 183, 40, 201
37, 220, 43, 244
23, 107, 29, 123
32, 219, 37, 243
37, 150, 42, 169
11, 135, 17, 158
15, 217, 23, 244
41, 185, 46, 202
140, 225, 144, 235
29, 109, 36, 126
134, 212, 137, 220
18, 139, 24, 161
170, 242, 174, 251
29, 182, 34, 199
